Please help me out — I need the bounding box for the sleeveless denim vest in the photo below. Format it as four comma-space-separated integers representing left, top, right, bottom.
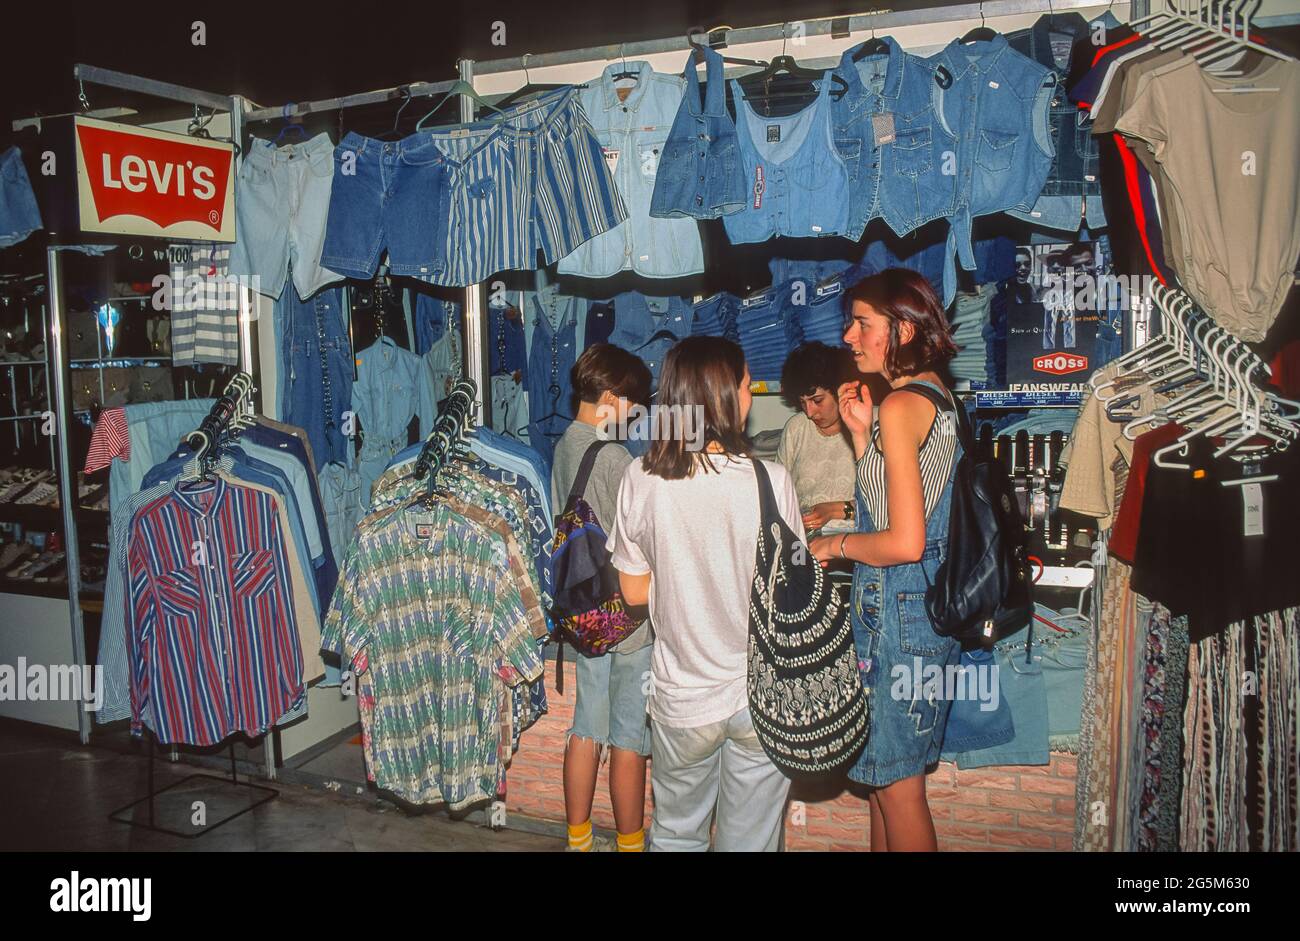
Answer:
649, 45, 748, 220
930, 36, 1055, 306
830, 37, 957, 242
1005, 12, 1108, 232
723, 75, 851, 243
848, 380, 963, 786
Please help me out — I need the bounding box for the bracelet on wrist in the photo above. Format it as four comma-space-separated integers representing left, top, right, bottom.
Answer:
838, 534, 849, 559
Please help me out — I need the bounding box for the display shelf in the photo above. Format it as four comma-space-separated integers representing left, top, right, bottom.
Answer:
0, 578, 102, 603
0, 503, 109, 529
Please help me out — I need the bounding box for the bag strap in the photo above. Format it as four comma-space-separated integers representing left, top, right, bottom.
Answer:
895, 381, 975, 456
565, 440, 617, 510
750, 457, 782, 529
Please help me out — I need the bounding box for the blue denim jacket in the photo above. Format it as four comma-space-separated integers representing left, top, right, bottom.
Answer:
1006, 13, 1107, 232
723, 75, 851, 242
558, 62, 704, 279
831, 37, 956, 242
607, 291, 692, 385
650, 45, 748, 220
931, 36, 1055, 306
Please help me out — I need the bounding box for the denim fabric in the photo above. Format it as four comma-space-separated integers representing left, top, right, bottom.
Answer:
320, 130, 452, 280
858, 225, 948, 288
1006, 14, 1107, 232
650, 44, 748, 220
97, 400, 216, 725
228, 134, 344, 301
931, 36, 1056, 306
0, 147, 42, 247
570, 641, 655, 755
608, 291, 692, 386
950, 288, 991, 383
584, 299, 616, 347
409, 287, 456, 356
317, 460, 366, 562
768, 256, 858, 286
560, 62, 704, 279
525, 290, 580, 475
849, 381, 961, 786
790, 276, 852, 348
724, 75, 850, 242
940, 645, 1016, 753
736, 286, 794, 382
831, 38, 956, 241
276, 285, 352, 468
942, 605, 1088, 767
973, 233, 1018, 285
690, 292, 742, 342
488, 296, 528, 377
353, 337, 436, 496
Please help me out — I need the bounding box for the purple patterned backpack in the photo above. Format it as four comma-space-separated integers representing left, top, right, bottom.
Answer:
550, 442, 641, 669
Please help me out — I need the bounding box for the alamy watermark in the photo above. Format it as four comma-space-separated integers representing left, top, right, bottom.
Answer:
0, 659, 104, 712
890, 656, 1000, 712
594, 403, 706, 451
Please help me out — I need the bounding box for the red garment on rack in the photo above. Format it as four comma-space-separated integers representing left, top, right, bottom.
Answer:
1109, 421, 1185, 564
84, 407, 129, 473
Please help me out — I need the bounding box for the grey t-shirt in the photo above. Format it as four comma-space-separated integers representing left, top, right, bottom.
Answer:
550, 421, 652, 652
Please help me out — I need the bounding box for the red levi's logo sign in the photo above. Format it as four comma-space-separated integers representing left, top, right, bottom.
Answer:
1033, 352, 1089, 375
74, 117, 236, 241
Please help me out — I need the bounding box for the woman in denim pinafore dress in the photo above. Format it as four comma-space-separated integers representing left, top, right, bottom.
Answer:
810, 268, 961, 852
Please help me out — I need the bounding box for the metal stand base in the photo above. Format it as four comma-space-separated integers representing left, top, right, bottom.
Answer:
108, 732, 278, 839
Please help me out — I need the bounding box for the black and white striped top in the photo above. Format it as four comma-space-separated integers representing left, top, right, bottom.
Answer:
855, 381, 958, 530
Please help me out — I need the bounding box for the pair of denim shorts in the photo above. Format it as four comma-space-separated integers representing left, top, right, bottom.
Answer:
570, 642, 653, 756
228, 134, 343, 301
415, 88, 626, 287
320, 130, 451, 281
0, 147, 42, 248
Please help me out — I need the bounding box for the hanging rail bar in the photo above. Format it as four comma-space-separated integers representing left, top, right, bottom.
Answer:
467, 0, 1111, 75
73, 64, 234, 112
243, 78, 461, 123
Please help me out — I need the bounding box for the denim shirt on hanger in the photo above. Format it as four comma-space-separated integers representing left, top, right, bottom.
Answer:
650, 44, 748, 220
830, 37, 957, 243
558, 61, 705, 279
353, 336, 436, 495
1005, 13, 1107, 232
930, 35, 1056, 306
607, 291, 692, 387
525, 284, 581, 475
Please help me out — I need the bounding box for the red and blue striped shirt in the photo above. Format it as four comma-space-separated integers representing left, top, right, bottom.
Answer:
127, 476, 304, 745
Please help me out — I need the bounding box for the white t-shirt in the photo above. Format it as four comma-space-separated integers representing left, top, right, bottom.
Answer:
606, 453, 806, 729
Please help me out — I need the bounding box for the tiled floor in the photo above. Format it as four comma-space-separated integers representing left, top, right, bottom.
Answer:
0, 725, 565, 852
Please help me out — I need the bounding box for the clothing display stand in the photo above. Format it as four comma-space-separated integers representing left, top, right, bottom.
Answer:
107, 377, 280, 838
107, 729, 278, 839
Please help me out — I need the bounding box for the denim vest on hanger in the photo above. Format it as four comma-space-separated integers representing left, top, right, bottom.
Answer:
723, 74, 851, 242
830, 37, 958, 242
930, 35, 1055, 306
1005, 13, 1107, 232
649, 44, 748, 220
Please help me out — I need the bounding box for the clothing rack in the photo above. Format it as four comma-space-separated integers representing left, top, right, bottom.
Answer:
413, 378, 478, 481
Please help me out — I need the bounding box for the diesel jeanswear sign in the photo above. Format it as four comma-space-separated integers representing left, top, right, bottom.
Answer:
73, 116, 236, 241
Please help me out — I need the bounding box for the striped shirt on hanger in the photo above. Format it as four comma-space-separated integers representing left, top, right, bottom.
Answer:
169, 242, 240, 366
127, 476, 304, 745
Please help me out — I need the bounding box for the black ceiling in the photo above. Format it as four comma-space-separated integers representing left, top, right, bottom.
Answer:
3, 0, 964, 136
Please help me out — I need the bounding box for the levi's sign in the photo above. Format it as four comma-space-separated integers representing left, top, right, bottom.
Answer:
74, 116, 236, 241
1032, 352, 1089, 376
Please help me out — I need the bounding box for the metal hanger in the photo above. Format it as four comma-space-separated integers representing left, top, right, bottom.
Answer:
378, 86, 414, 140
960, 3, 998, 44
493, 53, 568, 110
416, 80, 505, 131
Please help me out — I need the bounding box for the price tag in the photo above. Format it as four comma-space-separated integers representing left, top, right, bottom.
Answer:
1242, 483, 1264, 537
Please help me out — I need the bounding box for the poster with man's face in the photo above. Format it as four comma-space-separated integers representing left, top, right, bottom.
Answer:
1004, 239, 1125, 391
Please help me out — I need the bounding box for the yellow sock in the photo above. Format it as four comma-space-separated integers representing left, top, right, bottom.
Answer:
567, 820, 594, 852
616, 829, 645, 852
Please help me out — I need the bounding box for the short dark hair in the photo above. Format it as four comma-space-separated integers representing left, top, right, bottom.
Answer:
780, 342, 857, 409
642, 336, 749, 480
843, 268, 957, 378
570, 342, 652, 412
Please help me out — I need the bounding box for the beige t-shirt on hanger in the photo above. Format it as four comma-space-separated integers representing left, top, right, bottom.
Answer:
1115, 56, 1300, 341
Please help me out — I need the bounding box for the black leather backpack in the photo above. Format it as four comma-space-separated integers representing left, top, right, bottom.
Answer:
901, 383, 1033, 646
